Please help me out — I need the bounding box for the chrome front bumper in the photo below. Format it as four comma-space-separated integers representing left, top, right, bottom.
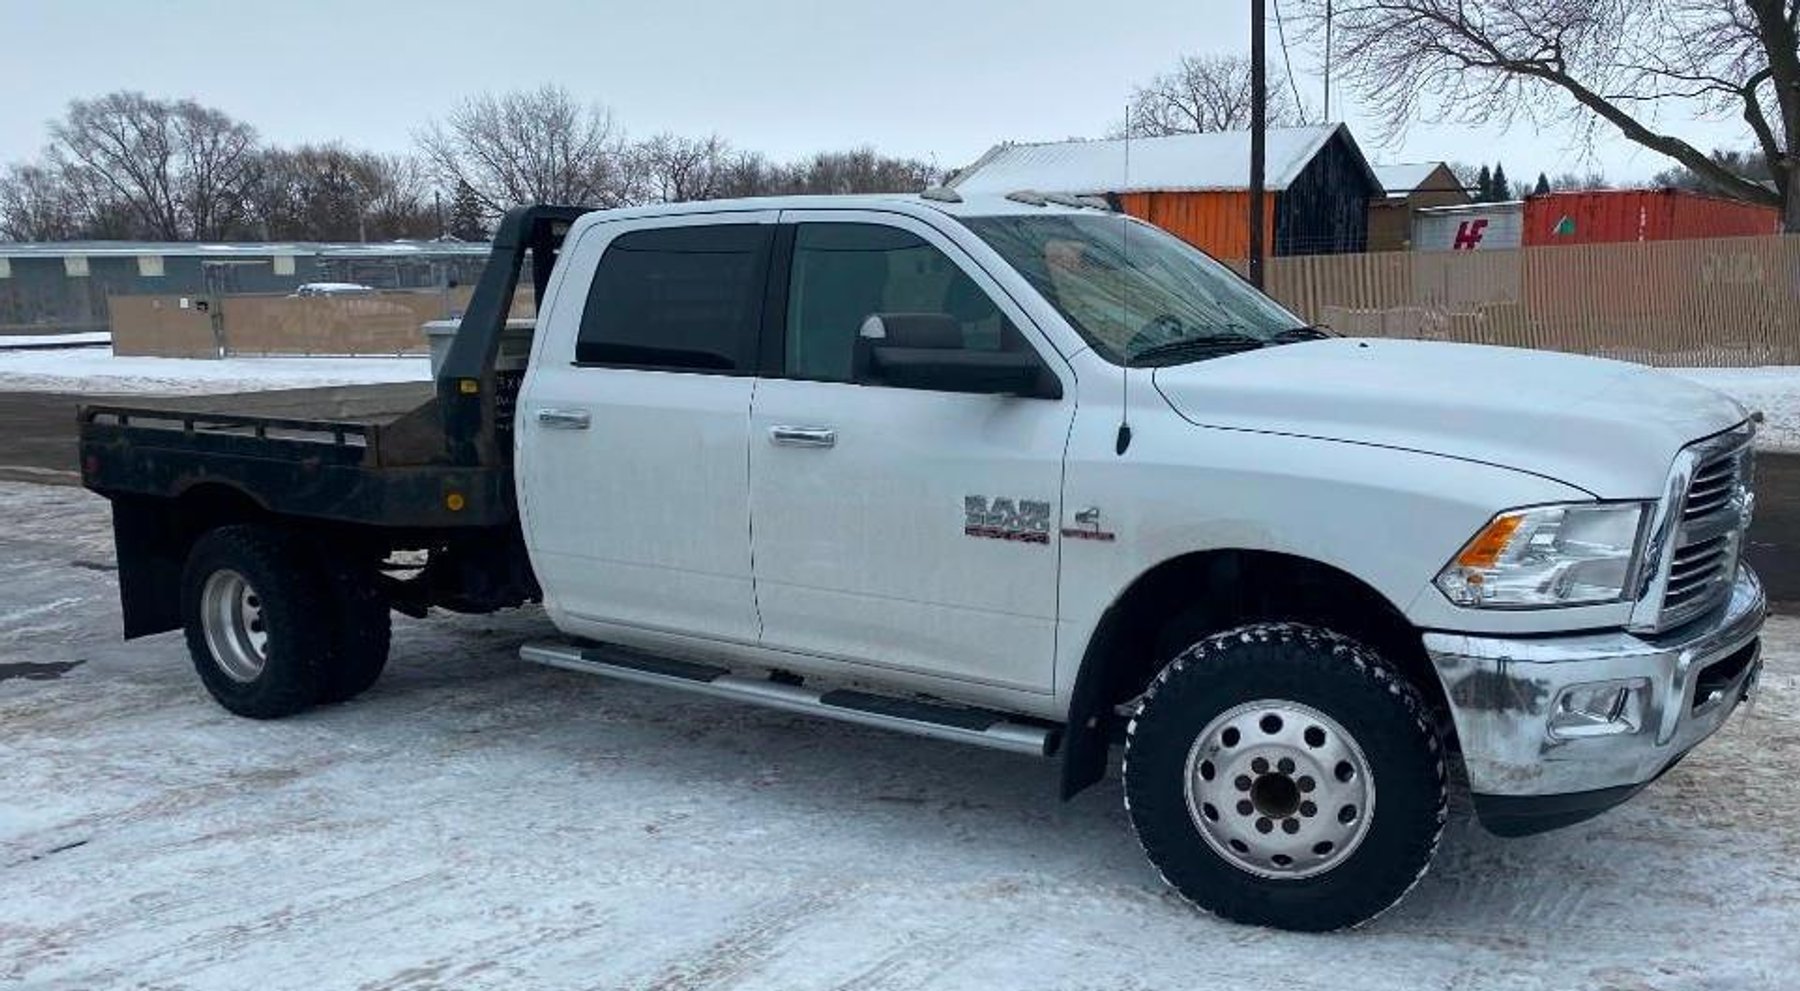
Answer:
1423, 568, 1765, 818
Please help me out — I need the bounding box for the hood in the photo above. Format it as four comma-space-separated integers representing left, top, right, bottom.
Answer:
1151, 338, 1751, 497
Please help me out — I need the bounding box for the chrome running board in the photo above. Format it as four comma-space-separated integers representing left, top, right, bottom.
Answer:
520, 641, 1059, 757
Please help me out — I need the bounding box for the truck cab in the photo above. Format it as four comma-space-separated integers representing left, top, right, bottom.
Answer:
82, 194, 1765, 932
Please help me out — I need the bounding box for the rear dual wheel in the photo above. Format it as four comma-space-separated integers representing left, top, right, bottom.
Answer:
1123, 622, 1447, 932
181, 525, 391, 718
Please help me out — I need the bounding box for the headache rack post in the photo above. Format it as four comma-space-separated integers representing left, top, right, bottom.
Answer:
436, 204, 594, 468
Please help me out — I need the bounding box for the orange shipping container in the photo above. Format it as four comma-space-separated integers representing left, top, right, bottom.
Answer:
1115, 191, 1277, 261
1523, 189, 1779, 246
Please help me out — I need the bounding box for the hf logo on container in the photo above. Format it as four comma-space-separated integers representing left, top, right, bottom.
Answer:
964, 496, 1051, 544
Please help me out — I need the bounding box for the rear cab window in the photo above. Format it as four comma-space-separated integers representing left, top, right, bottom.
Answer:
576, 224, 772, 373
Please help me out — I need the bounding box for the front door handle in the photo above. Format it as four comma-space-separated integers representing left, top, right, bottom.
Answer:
769, 425, 836, 448
536, 408, 591, 430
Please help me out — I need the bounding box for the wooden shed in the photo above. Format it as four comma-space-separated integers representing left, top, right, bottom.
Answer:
949, 124, 1383, 259
1367, 163, 1472, 251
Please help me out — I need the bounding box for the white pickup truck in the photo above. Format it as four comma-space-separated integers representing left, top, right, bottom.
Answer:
81, 195, 1766, 931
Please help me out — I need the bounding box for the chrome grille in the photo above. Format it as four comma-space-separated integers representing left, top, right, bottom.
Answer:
1682, 453, 1741, 522
1653, 434, 1753, 630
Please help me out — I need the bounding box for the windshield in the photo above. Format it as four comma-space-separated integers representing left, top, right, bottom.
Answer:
960, 213, 1308, 366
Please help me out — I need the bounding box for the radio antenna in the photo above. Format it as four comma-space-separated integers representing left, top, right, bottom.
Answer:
1115, 105, 1134, 456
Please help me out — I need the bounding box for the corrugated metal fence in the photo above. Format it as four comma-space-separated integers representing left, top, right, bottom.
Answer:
1256, 234, 1800, 367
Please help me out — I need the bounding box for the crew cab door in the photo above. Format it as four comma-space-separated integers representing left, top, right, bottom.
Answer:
518, 212, 776, 645
748, 211, 1075, 693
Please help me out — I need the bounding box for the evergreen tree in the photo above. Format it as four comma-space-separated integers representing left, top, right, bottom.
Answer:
1491, 162, 1511, 201
1476, 164, 1493, 202
1534, 172, 1552, 195
447, 180, 487, 241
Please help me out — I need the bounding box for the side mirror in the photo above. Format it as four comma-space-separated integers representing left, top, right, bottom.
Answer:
855, 313, 1061, 399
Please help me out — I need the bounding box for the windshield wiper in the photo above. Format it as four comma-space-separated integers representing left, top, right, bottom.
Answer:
1270, 325, 1333, 344
1129, 333, 1267, 366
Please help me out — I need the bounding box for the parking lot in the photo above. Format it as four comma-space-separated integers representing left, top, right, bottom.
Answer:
4, 480, 1798, 990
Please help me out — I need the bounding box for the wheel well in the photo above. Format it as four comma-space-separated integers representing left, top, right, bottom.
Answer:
173, 482, 268, 535
1059, 549, 1456, 799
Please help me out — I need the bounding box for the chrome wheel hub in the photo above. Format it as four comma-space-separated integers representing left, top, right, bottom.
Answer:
200, 569, 269, 683
1183, 699, 1375, 879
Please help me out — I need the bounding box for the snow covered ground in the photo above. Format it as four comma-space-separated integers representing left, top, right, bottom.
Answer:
0, 348, 429, 395
1672, 366, 1800, 451
3, 482, 1797, 990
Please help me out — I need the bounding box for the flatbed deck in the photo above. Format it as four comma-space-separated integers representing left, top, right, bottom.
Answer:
80, 380, 512, 529
109, 381, 436, 424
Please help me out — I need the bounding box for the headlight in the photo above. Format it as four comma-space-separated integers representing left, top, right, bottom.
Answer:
1435, 502, 1648, 608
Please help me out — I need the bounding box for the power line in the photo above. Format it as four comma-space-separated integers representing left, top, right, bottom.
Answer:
1271, 0, 1307, 120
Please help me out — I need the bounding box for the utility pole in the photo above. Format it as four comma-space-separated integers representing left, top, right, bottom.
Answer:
1324, 0, 1333, 120
1249, 0, 1268, 289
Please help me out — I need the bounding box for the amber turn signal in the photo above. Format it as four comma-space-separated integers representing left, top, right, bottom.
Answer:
1454, 513, 1524, 570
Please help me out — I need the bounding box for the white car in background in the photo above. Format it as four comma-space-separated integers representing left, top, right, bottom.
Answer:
290, 282, 376, 297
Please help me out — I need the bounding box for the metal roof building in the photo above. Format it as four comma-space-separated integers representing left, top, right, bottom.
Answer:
951, 124, 1383, 258
0, 239, 491, 334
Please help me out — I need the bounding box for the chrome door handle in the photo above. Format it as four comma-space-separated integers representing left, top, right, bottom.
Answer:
769, 425, 836, 448
536, 408, 591, 430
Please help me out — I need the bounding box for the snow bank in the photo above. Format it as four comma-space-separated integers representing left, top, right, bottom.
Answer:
1670, 366, 1800, 451
0, 332, 112, 349
0, 348, 430, 395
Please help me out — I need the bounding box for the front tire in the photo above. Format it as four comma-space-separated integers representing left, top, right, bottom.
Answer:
181, 525, 329, 719
1123, 622, 1447, 931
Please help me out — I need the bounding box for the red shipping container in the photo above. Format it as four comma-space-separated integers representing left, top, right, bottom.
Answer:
1524, 188, 1780, 246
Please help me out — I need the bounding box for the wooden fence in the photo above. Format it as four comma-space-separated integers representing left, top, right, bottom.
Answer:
1256, 234, 1800, 367
110, 287, 536, 358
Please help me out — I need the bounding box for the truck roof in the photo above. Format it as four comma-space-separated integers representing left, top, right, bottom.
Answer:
568, 192, 1103, 227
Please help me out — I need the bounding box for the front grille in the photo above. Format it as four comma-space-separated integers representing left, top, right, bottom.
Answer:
1682, 452, 1742, 521
1655, 436, 1753, 630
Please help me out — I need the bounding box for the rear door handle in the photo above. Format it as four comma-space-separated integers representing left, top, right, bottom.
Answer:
536, 408, 591, 430
769, 425, 836, 448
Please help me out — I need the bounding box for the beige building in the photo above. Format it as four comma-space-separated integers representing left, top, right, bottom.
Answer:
1367, 163, 1472, 252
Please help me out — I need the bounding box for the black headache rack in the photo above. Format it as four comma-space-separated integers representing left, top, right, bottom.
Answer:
78, 205, 595, 529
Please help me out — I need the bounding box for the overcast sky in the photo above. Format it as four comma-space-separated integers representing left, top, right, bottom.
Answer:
0, 0, 1752, 186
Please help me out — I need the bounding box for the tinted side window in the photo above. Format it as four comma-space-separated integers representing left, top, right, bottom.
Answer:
577, 224, 770, 371
785, 223, 1014, 382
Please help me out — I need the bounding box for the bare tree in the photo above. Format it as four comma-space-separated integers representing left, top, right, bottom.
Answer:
627, 133, 741, 203
48, 91, 258, 239
1294, 1, 1800, 230
359, 154, 437, 240
1652, 147, 1778, 192
0, 162, 83, 241
246, 145, 436, 241
1551, 170, 1615, 191
781, 148, 938, 194
1115, 54, 1309, 137
415, 85, 631, 213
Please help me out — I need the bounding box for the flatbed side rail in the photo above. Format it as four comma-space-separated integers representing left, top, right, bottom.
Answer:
81, 404, 381, 459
